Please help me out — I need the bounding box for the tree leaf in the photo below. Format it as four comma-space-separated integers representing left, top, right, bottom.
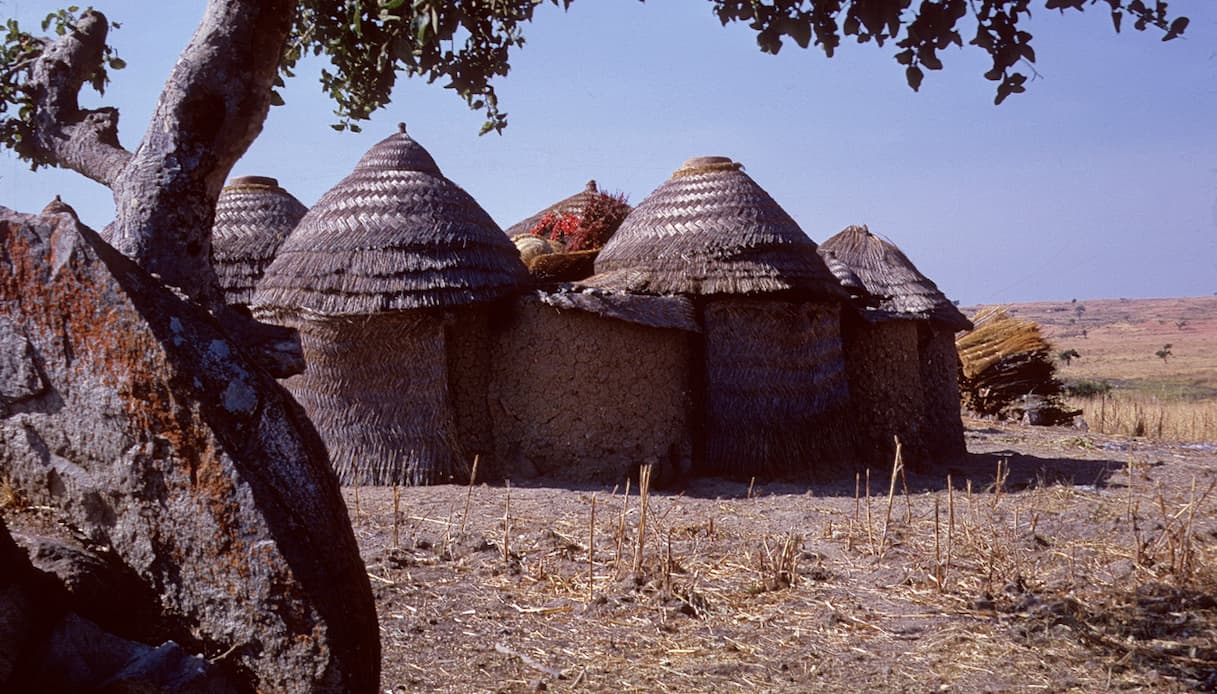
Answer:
906, 65, 923, 91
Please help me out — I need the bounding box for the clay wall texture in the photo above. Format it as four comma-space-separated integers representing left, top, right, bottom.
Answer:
920, 326, 968, 465
841, 316, 928, 470
489, 296, 692, 484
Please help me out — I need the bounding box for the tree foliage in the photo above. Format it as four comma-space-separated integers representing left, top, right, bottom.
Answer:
1156, 343, 1172, 364
709, 0, 1187, 104
282, 0, 571, 136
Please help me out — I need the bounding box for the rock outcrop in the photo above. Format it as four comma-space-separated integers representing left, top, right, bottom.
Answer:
0, 207, 379, 692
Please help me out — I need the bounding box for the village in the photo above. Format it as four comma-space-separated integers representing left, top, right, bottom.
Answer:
224, 123, 974, 489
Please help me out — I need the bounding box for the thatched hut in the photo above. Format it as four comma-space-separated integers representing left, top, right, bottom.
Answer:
504, 179, 606, 237
589, 156, 851, 479
211, 176, 306, 308
506, 180, 632, 283
253, 124, 526, 485
819, 224, 973, 469
489, 285, 697, 484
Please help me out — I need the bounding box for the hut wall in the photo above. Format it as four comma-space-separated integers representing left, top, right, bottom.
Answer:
489, 296, 692, 484
919, 325, 967, 464
446, 307, 494, 474
841, 316, 927, 471
282, 313, 463, 485
701, 298, 851, 479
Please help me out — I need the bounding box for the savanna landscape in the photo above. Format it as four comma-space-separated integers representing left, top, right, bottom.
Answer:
327, 296, 1216, 692
2, 2, 1214, 692
1004, 296, 1217, 443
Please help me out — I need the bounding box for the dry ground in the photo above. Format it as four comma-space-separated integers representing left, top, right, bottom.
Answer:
354, 419, 1217, 693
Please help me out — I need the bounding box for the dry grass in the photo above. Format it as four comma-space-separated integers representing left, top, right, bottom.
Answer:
0, 473, 25, 511
1070, 391, 1217, 443
349, 424, 1217, 692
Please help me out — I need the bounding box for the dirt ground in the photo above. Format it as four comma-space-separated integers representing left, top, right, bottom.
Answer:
353, 418, 1217, 693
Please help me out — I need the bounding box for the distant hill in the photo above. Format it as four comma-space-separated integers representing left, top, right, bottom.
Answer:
959, 296, 1217, 400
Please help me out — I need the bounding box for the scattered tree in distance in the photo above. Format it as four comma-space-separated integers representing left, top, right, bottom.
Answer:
1156, 343, 1173, 364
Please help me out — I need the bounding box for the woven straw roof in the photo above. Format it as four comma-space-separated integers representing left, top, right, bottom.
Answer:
254, 124, 526, 317
536, 284, 700, 333
504, 180, 611, 237
212, 176, 307, 306
588, 156, 843, 298
818, 224, 972, 332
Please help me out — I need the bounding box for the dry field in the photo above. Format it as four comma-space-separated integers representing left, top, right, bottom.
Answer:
966, 296, 1217, 443
995, 296, 1217, 399
353, 420, 1217, 692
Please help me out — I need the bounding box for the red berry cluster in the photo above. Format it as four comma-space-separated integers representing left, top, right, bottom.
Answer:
528, 212, 581, 243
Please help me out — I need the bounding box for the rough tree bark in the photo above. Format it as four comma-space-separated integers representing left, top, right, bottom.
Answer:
26, 0, 295, 306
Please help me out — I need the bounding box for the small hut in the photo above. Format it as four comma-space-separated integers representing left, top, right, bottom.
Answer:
589, 156, 851, 479
504, 179, 607, 237
489, 285, 697, 484
506, 180, 632, 283
819, 224, 973, 469
253, 124, 526, 485
211, 176, 307, 308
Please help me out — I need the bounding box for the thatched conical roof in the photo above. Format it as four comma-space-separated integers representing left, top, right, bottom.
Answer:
505, 179, 613, 237
212, 176, 307, 306
254, 124, 526, 317
818, 224, 972, 332
588, 156, 844, 298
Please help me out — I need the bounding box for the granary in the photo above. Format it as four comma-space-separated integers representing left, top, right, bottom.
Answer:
589, 156, 852, 479
253, 124, 526, 485
488, 284, 698, 484
211, 176, 307, 309
819, 224, 973, 468
505, 180, 632, 283
504, 179, 607, 238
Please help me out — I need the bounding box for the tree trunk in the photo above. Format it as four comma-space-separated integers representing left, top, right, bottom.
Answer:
27, 0, 295, 306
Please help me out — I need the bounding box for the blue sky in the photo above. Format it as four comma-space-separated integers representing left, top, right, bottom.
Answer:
2, 1, 1215, 304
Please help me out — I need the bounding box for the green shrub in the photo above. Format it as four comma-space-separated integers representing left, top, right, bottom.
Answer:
1066, 380, 1113, 398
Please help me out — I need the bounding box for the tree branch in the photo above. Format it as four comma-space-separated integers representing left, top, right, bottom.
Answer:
26, 10, 131, 187
108, 0, 296, 305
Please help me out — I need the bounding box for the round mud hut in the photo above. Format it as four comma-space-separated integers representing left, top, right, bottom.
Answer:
488, 285, 698, 485
819, 224, 973, 468
211, 176, 307, 309
589, 156, 852, 480
253, 124, 526, 486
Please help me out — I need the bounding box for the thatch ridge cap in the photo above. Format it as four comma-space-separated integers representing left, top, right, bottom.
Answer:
590, 159, 843, 299
820, 223, 971, 330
